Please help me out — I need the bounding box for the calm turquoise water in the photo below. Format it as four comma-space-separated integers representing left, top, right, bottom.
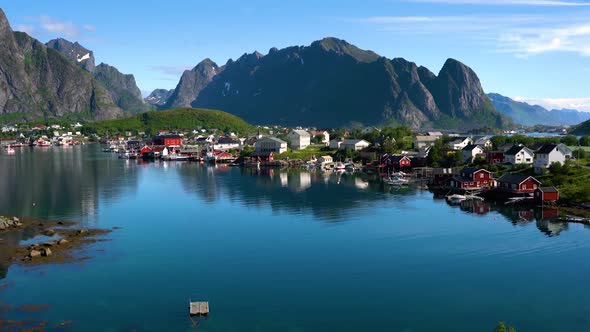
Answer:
1, 145, 590, 331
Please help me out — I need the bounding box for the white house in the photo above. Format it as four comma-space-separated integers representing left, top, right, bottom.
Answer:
534, 144, 568, 173
462, 144, 485, 163
413, 135, 438, 149
449, 137, 473, 150
340, 139, 370, 151
286, 130, 311, 150
474, 136, 493, 149
255, 137, 287, 154
312, 130, 330, 146
214, 137, 240, 150
318, 155, 333, 164
505, 144, 534, 165
329, 138, 344, 149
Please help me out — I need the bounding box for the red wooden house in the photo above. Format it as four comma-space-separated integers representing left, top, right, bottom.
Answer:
497, 173, 541, 194
535, 186, 559, 203
486, 151, 505, 165
151, 134, 182, 147
250, 151, 274, 162
449, 167, 493, 190
388, 155, 412, 170
140, 145, 152, 156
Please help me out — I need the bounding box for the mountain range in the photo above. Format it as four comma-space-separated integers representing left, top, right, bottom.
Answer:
0, 8, 148, 122
146, 37, 511, 129
488, 93, 590, 127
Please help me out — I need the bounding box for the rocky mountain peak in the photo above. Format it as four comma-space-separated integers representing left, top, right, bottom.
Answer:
46, 38, 95, 72
0, 8, 11, 37
311, 37, 380, 63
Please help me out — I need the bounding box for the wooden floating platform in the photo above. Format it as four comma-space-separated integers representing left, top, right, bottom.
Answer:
190, 301, 209, 316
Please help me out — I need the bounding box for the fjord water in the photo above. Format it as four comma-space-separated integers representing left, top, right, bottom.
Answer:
1, 146, 590, 331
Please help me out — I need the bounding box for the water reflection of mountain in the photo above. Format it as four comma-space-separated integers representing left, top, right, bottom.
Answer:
0, 146, 140, 223
176, 165, 418, 222
451, 199, 569, 237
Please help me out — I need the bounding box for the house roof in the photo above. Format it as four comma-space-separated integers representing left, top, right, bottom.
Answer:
259, 137, 287, 144
497, 173, 540, 185
462, 144, 483, 151
342, 139, 370, 145
536, 144, 558, 155
290, 129, 311, 137
154, 134, 181, 139
538, 186, 558, 193
217, 137, 239, 144
461, 167, 490, 175
451, 176, 474, 183
505, 144, 532, 156
414, 135, 438, 142
388, 155, 410, 163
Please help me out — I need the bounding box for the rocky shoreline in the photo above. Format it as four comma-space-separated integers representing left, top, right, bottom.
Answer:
0, 214, 114, 331
0, 215, 113, 271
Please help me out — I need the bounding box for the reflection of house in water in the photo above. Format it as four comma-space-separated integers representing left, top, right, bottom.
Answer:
280, 172, 288, 187
288, 172, 311, 192
459, 200, 490, 215
535, 208, 567, 236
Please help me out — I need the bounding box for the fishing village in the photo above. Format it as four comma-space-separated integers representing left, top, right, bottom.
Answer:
2, 121, 589, 223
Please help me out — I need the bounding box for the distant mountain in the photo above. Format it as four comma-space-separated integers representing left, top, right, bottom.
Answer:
0, 9, 123, 121
145, 89, 174, 107
488, 93, 590, 126
570, 118, 590, 135
165, 37, 510, 129
46, 39, 151, 114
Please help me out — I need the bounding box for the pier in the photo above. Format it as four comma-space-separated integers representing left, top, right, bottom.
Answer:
190, 301, 209, 316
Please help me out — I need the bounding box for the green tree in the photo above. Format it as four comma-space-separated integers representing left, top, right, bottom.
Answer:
560, 135, 579, 146
579, 136, 590, 146
494, 321, 517, 332
491, 135, 506, 149
312, 134, 325, 144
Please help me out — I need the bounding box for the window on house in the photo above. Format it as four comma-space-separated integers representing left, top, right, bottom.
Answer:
480, 173, 484, 178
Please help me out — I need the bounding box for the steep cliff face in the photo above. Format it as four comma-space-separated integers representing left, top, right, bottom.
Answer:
93, 63, 150, 114
165, 58, 219, 109
0, 9, 122, 121
46, 38, 95, 72
45, 38, 149, 114
169, 37, 508, 129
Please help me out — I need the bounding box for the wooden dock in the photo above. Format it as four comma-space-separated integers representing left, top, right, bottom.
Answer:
190, 301, 209, 316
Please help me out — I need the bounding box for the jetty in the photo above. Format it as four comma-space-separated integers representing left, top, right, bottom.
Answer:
189, 301, 209, 316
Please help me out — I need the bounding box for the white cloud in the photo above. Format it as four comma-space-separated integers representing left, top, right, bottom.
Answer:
358, 13, 590, 58
38, 15, 79, 38
514, 97, 590, 112
405, 0, 590, 5
19, 16, 96, 40
150, 64, 193, 76
14, 24, 35, 35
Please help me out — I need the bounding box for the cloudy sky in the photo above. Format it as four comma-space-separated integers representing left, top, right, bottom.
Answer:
3, 0, 590, 111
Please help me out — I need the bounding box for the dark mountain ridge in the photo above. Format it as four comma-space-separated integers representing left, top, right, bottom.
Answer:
164, 37, 510, 129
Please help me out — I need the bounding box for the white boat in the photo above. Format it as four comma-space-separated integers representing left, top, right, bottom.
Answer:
446, 194, 467, 203
385, 176, 409, 186
163, 154, 189, 161
5, 146, 15, 154
334, 162, 346, 172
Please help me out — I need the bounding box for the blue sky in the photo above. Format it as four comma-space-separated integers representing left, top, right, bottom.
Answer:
2, 0, 590, 111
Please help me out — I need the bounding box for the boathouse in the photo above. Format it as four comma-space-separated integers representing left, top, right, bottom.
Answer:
388, 155, 412, 170
140, 145, 152, 156
250, 151, 274, 162
496, 173, 541, 194
449, 168, 493, 190
535, 186, 559, 203
151, 134, 182, 147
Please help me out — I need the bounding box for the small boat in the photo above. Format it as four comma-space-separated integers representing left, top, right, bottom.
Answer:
334, 162, 346, 172
37, 140, 51, 147
5, 146, 15, 154
385, 176, 409, 186
446, 194, 466, 203
164, 154, 190, 161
